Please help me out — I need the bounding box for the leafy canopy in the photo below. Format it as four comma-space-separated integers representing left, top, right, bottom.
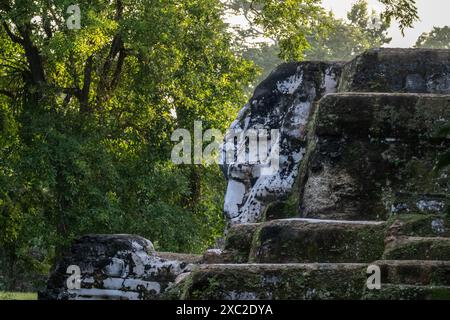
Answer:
415, 26, 450, 49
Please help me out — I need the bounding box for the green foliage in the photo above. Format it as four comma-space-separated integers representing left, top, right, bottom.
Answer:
415, 26, 450, 49
378, 0, 419, 35
0, 291, 37, 300
0, 0, 254, 290
226, 0, 417, 61
241, 0, 394, 90
305, 0, 392, 61
226, 0, 326, 61
241, 44, 283, 95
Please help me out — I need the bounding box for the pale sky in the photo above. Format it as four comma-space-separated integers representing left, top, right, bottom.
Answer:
321, 0, 450, 47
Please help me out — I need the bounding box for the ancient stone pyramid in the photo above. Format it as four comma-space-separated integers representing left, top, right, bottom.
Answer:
42, 48, 450, 300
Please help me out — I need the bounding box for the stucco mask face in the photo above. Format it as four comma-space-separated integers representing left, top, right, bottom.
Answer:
221, 62, 343, 226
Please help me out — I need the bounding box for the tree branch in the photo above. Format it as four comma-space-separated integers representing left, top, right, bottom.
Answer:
68, 52, 80, 90
0, 89, 14, 98
79, 54, 94, 113
2, 22, 24, 45
110, 48, 126, 92
95, 0, 125, 107
18, 23, 46, 85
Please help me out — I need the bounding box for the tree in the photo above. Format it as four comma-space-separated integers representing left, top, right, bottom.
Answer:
415, 26, 450, 49
378, 0, 418, 35
225, 0, 416, 91
0, 0, 256, 290
240, 0, 393, 91
305, 0, 392, 61
225, 0, 417, 61
225, 0, 326, 61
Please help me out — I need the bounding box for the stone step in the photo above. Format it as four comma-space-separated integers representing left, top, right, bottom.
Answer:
206, 219, 387, 264
168, 261, 450, 300
172, 263, 369, 300
249, 218, 386, 263
386, 214, 450, 239
383, 237, 450, 260
202, 223, 259, 264
376, 260, 450, 286
339, 48, 450, 93
362, 284, 450, 300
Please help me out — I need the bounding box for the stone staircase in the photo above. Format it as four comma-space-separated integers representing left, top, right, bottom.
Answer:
206, 218, 386, 264
166, 48, 450, 300
41, 48, 450, 300
179, 216, 450, 299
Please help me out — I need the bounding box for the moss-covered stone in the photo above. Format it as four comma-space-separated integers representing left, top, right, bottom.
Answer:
383, 237, 450, 260
224, 224, 259, 257
202, 223, 259, 264
363, 284, 450, 300
40, 235, 195, 300
300, 93, 450, 221
339, 48, 450, 93
386, 214, 450, 238
375, 260, 450, 286
178, 263, 368, 300
249, 219, 386, 263
164, 260, 450, 300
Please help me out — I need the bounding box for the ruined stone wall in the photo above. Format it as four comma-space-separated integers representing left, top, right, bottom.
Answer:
41, 48, 450, 300
40, 235, 200, 300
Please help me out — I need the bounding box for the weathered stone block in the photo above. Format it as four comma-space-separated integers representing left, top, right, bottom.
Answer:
177, 263, 368, 300
339, 48, 450, 93
375, 260, 450, 286
40, 235, 195, 300
300, 93, 450, 220
249, 218, 386, 263
203, 223, 259, 264
386, 214, 450, 239
383, 236, 450, 260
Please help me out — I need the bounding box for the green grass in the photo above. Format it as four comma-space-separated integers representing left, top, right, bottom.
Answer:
0, 292, 37, 300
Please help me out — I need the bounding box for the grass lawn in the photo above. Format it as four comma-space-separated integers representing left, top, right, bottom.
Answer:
0, 292, 37, 300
